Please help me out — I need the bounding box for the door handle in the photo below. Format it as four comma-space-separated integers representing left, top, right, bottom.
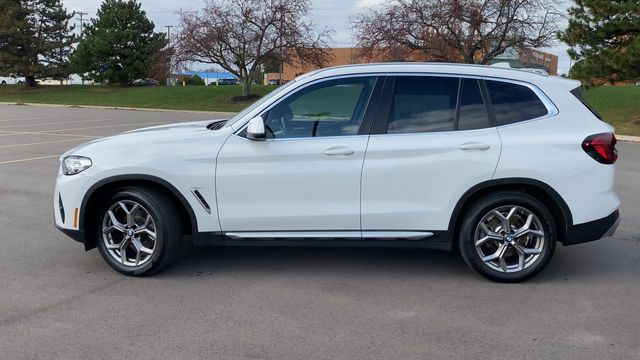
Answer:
324, 146, 355, 156
459, 142, 491, 151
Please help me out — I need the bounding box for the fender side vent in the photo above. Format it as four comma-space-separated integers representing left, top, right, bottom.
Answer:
191, 189, 211, 214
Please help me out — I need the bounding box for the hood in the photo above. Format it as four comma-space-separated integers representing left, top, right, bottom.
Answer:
62, 119, 231, 160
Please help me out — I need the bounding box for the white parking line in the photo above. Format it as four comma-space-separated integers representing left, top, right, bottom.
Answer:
0, 155, 59, 165
0, 115, 62, 122
0, 118, 111, 128
38, 122, 164, 133
0, 138, 88, 148
0, 130, 99, 138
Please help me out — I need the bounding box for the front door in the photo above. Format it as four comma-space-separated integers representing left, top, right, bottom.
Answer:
216, 76, 380, 232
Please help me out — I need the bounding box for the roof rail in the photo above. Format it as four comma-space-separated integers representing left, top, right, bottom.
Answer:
294, 61, 551, 79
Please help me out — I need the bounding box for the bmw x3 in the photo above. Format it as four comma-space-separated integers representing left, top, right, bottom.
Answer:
54, 63, 620, 282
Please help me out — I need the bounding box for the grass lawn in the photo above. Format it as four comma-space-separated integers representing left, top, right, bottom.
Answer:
0, 84, 277, 113
0, 83, 639, 136
583, 85, 640, 136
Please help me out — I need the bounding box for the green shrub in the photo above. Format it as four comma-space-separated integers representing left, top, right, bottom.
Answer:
184, 74, 205, 86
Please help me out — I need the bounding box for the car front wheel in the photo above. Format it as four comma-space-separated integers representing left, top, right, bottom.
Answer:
96, 187, 183, 276
458, 191, 556, 282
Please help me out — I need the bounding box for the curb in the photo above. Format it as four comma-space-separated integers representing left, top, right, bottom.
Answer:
0, 101, 236, 116
617, 135, 640, 143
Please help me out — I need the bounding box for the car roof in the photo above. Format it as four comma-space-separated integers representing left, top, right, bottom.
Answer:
297, 62, 559, 85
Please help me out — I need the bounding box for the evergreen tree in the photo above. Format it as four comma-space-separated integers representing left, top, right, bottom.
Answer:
71, 0, 166, 85
0, 0, 75, 87
560, 0, 640, 83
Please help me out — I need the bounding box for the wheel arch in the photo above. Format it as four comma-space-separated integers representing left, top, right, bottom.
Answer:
447, 178, 573, 246
80, 174, 197, 250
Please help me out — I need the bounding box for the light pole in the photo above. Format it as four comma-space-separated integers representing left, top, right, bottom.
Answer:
76, 11, 89, 85
165, 25, 173, 85
76, 11, 88, 38
278, 2, 284, 85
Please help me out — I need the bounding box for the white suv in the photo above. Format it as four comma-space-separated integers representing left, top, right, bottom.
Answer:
54, 63, 620, 282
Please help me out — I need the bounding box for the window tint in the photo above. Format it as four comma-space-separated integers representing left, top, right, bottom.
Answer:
387, 76, 459, 134
263, 77, 376, 139
485, 80, 548, 125
571, 85, 603, 120
457, 79, 491, 130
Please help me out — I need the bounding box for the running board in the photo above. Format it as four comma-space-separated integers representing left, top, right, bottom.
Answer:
224, 231, 433, 240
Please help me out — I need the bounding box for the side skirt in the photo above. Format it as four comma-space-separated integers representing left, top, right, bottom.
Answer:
192, 231, 452, 250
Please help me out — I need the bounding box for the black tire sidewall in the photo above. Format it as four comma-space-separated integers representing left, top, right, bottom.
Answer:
459, 192, 557, 282
96, 188, 178, 276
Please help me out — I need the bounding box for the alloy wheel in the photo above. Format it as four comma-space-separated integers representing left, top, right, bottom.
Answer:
101, 200, 157, 267
474, 205, 545, 273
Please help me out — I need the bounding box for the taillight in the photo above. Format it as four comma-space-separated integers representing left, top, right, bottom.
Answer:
582, 133, 618, 164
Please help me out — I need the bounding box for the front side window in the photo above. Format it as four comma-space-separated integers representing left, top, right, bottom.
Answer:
262, 77, 376, 139
226, 80, 296, 127
387, 76, 459, 134
485, 80, 549, 125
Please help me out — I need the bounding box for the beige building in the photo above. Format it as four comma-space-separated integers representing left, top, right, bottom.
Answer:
265, 47, 559, 84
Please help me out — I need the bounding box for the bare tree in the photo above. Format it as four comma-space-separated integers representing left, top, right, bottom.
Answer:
176, 0, 332, 97
351, 0, 560, 64
148, 44, 174, 84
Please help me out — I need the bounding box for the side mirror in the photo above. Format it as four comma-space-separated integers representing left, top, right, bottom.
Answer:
246, 116, 266, 141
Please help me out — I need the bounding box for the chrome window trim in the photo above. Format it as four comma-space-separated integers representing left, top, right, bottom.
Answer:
368, 126, 493, 139
233, 73, 383, 139
481, 76, 559, 127
387, 73, 559, 130
231, 133, 368, 142
232, 71, 558, 137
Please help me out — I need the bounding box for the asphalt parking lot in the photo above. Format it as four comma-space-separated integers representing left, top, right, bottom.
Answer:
0, 104, 639, 359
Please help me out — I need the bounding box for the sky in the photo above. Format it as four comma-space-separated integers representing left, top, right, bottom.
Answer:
60, 0, 574, 74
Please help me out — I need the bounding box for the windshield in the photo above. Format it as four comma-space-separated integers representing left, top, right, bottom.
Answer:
225, 80, 297, 127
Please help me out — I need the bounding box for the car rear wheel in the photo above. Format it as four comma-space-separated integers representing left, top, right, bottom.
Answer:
96, 187, 182, 276
458, 191, 556, 282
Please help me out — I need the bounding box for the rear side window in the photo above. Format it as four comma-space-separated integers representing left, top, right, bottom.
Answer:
457, 79, 491, 130
387, 76, 458, 133
485, 80, 549, 125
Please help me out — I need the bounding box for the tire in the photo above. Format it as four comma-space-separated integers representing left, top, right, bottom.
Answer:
96, 186, 183, 276
458, 191, 556, 283
1, 81, 6, 85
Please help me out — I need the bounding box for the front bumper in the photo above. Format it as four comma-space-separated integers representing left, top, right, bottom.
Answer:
56, 224, 85, 244
564, 209, 620, 246
54, 170, 94, 249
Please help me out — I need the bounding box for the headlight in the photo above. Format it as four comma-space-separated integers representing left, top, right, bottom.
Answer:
62, 156, 92, 175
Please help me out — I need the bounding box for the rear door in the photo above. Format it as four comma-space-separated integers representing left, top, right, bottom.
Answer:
361, 75, 502, 234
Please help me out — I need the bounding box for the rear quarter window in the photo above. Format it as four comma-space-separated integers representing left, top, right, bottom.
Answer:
485, 80, 549, 126
571, 86, 603, 120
